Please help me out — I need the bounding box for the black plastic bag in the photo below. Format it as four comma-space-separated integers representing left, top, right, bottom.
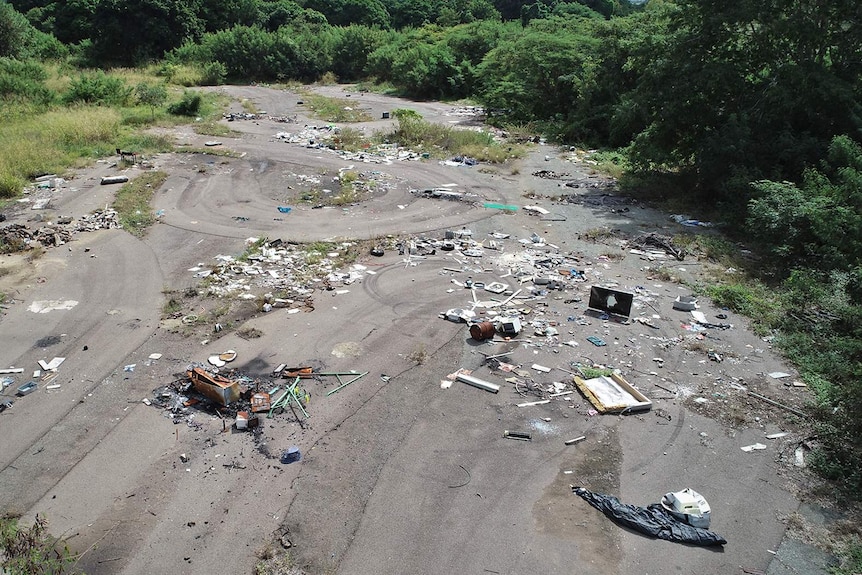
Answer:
573, 486, 727, 546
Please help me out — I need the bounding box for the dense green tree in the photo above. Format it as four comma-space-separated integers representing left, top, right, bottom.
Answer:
382, 0, 435, 28
199, 0, 261, 32
49, 0, 96, 43
462, 0, 500, 22
476, 17, 598, 125
0, 1, 64, 59
7, 0, 48, 13
331, 24, 389, 81
258, 0, 304, 30
624, 0, 862, 205
304, 0, 390, 28
391, 41, 463, 99
0, 1, 31, 57
747, 136, 862, 271
90, 0, 205, 64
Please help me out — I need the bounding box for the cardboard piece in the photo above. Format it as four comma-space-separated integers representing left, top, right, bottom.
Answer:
573, 373, 652, 414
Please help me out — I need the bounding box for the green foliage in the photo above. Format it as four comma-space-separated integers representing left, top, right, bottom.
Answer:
747, 136, 862, 272
200, 60, 226, 85
0, 57, 55, 107
305, 0, 391, 27
63, 71, 132, 105
48, 0, 97, 44
199, 0, 262, 32
831, 538, 862, 575
477, 17, 599, 127
331, 25, 389, 82
0, 1, 66, 59
90, 0, 205, 65
135, 81, 167, 119
112, 171, 168, 236
172, 25, 325, 82
621, 0, 862, 207
167, 90, 202, 116
389, 112, 519, 162
0, 514, 73, 574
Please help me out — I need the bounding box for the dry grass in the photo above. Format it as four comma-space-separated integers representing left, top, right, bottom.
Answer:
407, 344, 428, 365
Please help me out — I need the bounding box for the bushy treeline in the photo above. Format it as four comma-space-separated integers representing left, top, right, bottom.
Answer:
7, 0, 635, 65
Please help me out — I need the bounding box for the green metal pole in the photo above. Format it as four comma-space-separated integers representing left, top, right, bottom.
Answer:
326, 372, 369, 396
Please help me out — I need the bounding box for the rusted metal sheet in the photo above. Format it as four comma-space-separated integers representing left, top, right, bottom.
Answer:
186, 367, 240, 406
251, 392, 271, 413
282, 366, 314, 378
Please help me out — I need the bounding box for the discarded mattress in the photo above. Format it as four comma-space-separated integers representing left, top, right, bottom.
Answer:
572, 487, 726, 546
573, 373, 651, 413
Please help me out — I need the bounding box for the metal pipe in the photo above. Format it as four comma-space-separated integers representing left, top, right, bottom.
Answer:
747, 391, 806, 418
517, 399, 550, 407
326, 371, 368, 396
456, 373, 500, 393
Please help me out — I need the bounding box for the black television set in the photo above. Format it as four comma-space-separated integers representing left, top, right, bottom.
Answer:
588, 286, 634, 318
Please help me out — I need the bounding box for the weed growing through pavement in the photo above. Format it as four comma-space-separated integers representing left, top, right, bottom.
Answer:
111, 171, 168, 237
237, 326, 263, 339
579, 227, 617, 242
407, 344, 428, 365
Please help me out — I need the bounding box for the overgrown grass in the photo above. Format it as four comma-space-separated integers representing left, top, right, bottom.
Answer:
0, 61, 231, 199
589, 149, 629, 180
1, 514, 73, 574
0, 106, 121, 197
832, 539, 862, 575
300, 92, 372, 123
390, 113, 524, 163
333, 127, 372, 151
111, 171, 168, 237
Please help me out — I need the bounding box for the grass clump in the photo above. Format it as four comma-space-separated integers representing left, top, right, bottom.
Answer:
168, 90, 202, 116
300, 92, 372, 123
194, 121, 235, 137
111, 171, 168, 237
333, 127, 371, 151
407, 344, 428, 365
390, 110, 522, 163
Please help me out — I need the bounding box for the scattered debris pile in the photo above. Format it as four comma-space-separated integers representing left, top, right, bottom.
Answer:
410, 188, 480, 203
189, 237, 374, 307
274, 126, 424, 164
0, 209, 121, 251
626, 233, 685, 261
225, 112, 297, 123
